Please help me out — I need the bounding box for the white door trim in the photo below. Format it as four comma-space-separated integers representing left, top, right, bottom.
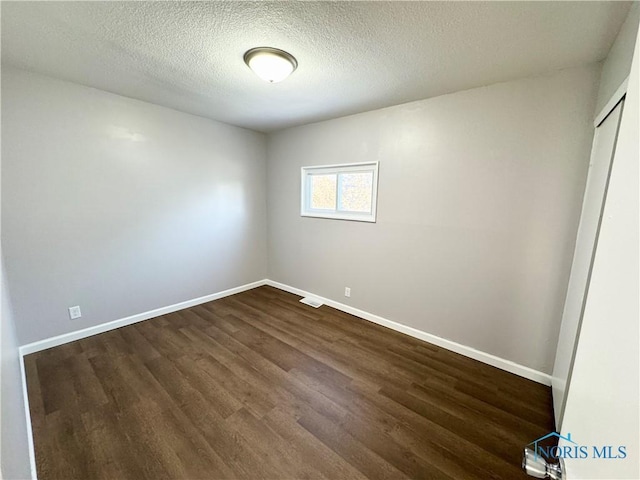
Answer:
594, 77, 628, 127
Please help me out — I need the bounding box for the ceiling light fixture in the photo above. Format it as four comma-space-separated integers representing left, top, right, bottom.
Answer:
244, 47, 298, 83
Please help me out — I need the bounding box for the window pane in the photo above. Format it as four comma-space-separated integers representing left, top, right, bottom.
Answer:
301, 162, 378, 222
338, 172, 373, 213
310, 174, 337, 210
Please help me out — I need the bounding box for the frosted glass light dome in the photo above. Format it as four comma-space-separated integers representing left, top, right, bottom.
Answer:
244, 47, 298, 83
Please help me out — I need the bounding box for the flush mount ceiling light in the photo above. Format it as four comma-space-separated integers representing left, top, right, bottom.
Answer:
243, 47, 298, 83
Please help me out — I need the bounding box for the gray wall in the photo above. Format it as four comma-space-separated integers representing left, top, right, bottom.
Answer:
1, 260, 31, 480
267, 64, 600, 374
2, 68, 267, 345
596, 2, 640, 114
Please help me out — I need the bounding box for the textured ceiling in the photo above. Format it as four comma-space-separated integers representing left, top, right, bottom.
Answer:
1, 1, 632, 132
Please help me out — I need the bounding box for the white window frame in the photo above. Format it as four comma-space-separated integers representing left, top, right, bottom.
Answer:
300, 161, 379, 222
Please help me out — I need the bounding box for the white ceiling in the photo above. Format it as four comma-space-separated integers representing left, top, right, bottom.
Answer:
1, 1, 632, 132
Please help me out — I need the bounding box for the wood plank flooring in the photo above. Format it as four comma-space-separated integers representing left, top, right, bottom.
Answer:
25, 286, 555, 479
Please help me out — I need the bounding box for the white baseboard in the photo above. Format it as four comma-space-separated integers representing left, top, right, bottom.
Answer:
18, 279, 270, 479
19, 347, 38, 480
19, 277, 551, 385
17, 276, 551, 479
265, 280, 552, 386
18, 279, 267, 357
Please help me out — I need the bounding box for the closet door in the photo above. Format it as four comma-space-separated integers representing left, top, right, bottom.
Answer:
551, 99, 624, 428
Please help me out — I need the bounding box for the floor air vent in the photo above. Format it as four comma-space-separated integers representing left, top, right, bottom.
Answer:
299, 297, 323, 308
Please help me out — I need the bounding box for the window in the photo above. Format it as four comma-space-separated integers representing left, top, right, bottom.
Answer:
301, 162, 379, 222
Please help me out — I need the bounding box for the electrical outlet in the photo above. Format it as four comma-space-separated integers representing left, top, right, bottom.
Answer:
345, 287, 351, 298
68, 306, 82, 320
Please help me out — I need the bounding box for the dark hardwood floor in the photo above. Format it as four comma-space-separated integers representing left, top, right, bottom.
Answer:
25, 285, 555, 479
